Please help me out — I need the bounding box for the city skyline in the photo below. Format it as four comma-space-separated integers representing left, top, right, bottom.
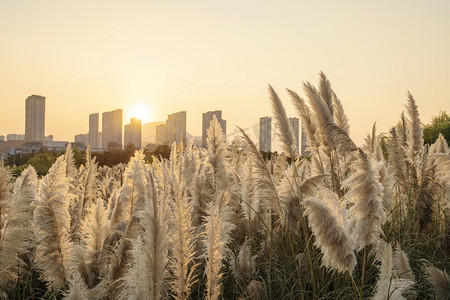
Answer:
0, 1, 449, 146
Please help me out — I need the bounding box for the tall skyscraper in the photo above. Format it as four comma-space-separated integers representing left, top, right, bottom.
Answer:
142, 121, 165, 145
202, 110, 226, 147
166, 111, 187, 144
289, 117, 300, 151
156, 124, 167, 144
102, 109, 123, 150
25, 95, 45, 141
259, 116, 271, 152
124, 118, 142, 149
74, 133, 88, 147
89, 113, 100, 149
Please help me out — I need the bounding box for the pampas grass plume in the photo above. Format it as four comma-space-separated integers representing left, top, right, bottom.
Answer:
303, 196, 356, 273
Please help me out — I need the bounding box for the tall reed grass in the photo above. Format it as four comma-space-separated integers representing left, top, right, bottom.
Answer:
1, 73, 449, 299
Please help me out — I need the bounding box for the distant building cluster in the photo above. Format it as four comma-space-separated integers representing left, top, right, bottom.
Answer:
1, 94, 311, 159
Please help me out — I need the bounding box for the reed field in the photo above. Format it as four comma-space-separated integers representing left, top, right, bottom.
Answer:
0, 73, 449, 299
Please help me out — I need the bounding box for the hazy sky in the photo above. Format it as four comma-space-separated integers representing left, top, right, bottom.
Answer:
1, 0, 449, 146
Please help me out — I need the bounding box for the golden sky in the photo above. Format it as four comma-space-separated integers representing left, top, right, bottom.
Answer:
1, 0, 449, 145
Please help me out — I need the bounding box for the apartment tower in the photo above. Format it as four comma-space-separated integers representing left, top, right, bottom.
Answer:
102, 109, 123, 150
166, 111, 187, 144
25, 95, 45, 141
89, 113, 100, 149
124, 118, 142, 149
259, 116, 271, 152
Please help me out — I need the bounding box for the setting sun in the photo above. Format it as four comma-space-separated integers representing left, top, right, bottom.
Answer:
127, 103, 152, 124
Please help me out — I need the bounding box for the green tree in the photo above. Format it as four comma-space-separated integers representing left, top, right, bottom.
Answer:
423, 111, 450, 145
28, 152, 58, 176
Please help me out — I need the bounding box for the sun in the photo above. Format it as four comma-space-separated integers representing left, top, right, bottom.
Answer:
128, 103, 152, 123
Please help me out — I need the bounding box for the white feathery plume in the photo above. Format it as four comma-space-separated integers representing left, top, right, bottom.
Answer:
119, 167, 169, 300
393, 245, 415, 282
239, 159, 259, 222
33, 155, 73, 289
287, 89, 319, 155
204, 191, 235, 300
373, 243, 415, 300
100, 151, 148, 298
422, 260, 450, 299
318, 71, 334, 117
65, 143, 77, 181
63, 269, 90, 300
70, 154, 98, 241
0, 165, 37, 290
112, 150, 147, 232
387, 127, 408, 194
239, 280, 267, 300
79, 198, 107, 288
0, 161, 12, 226
428, 133, 449, 154
344, 149, 385, 251
205, 115, 228, 191
332, 91, 350, 134
405, 92, 424, 163
268, 85, 298, 159
303, 81, 334, 152
238, 127, 282, 221
430, 153, 450, 211
303, 196, 356, 273
230, 238, 255, 283
373, 243, 393, 300
168, 183, 198, 300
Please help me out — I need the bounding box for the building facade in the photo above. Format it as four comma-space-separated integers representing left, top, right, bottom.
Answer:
102, 109, 123, 150
155, 124, 167, 144
25, 95, 45, 141
89, 113, 100, 149
259, 116, 271, 152
124, 118, 142, 149
202, 110, 226, 147
74, 133, 88, 147
142, 121, 165, 146
166, 111, 187, 144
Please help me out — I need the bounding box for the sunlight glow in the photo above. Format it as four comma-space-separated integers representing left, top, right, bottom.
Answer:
128, 102, 152, 123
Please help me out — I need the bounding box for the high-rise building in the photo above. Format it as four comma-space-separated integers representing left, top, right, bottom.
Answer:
156, 124, 167, 144
0, 136, 4, 141
289, 117, 300, 151
124, 118, 142, 149
74, 133, 88, 147
202, 110, 226, 147
89, 113, 100, 149
142, 121, 165, 145
166, 111, 187, 144
102, 109, 123, 150
7, 134, 19, 141
25, 95, 45, 141
259, 116, 271, 152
